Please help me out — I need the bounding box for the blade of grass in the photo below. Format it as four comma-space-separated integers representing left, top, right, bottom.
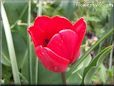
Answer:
35, 0, 43, 84
71, 28, 114, 74
20, 49, 28, 69
109, 42, 114, 69
0, 15, 2, 84
27, 0, 32, 84
1, 1, 20, 84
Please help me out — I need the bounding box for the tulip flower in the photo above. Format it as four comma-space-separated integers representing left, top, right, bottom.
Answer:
28, 16, 86, 72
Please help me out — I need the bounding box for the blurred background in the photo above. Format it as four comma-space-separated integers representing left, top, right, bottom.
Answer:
0, 0, 114, 85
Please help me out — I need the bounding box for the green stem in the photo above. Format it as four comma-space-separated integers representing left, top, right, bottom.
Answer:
1, 1, 20, 84
61, 72, 66, 84
35, 60, 38, 84
35, 0, 43, 84
27, 0, 32, 84
37, 0, 42, 16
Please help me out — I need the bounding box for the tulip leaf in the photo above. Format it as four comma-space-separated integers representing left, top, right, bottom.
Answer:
97, 64, 107, 83
72, 54, 92, 74
66, 69, 83, 84
66, 54, 92, 84
83, 46, 112, 84
83, 66, 97, 84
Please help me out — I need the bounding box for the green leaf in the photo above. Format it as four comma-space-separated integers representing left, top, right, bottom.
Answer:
72, 54, 92, 73
84, 66, 97, 84
83, 46, 112, 84
66, 69, 83, 84
66, 54, 91, 84
82, 54, 92, 68
98, 64, 107, 83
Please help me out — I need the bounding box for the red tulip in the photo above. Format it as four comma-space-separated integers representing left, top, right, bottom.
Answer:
28, 16, 86, 72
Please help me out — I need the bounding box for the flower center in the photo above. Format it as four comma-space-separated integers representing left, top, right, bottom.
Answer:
44, 38, 49, 46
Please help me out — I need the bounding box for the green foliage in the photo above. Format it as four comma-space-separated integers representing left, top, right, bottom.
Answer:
83, 46, 112, 84
66, 54, 92, 84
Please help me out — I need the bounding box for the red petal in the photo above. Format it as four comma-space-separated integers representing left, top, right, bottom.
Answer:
28, 16, 52, 46
52, 16, 73, 31
73, 17, 86, 44
47, 29, 79, 63
73, 17, 85, 30
72, 49, 80, 63
59, 29, 79, 63
47, 33, 69, 59
28, 16, 73, 46
35, 45, 69, 72
28, 25, 46, 47
41, 16, 73, 40
34, 16, 51, 27
34, 16, 73, 39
